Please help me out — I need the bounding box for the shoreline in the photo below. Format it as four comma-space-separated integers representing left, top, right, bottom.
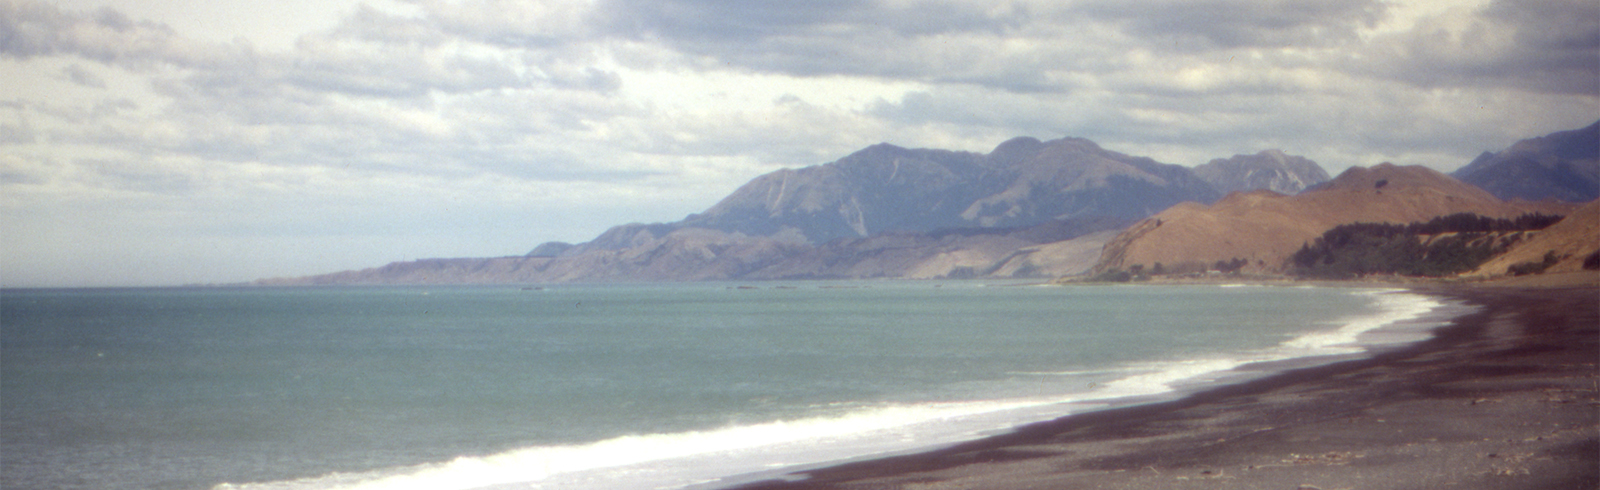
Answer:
722, 285, 1599, 490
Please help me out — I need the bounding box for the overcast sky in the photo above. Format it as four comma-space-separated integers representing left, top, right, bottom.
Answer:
2, 0, 1597, 287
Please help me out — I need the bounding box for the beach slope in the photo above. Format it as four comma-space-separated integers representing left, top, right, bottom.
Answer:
732, 286, 1599, 490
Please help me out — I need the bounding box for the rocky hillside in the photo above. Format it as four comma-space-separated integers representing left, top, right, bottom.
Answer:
1193, 150, 1329, 195
678, 137, 1220, 243
1452, 120, 1599, 202
1092, 163, 1581, 276
1468, 200, 1600, 279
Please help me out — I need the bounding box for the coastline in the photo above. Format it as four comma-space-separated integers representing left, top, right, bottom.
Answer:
723, 284, 1600, 490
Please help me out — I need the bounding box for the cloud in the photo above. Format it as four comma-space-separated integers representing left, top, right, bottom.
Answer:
0, 1, 248, 70
600, 0, 876, 40
1071, 0, 1387, 50
4, 1, 616, 100
2, 1, 648, 183
586, 0, 1390, 95
1358, 0, 1599, 95
419, 0, 597, 47
60, 62, 105, 87
0, 113, 33, 144
592, 0, 1065, 90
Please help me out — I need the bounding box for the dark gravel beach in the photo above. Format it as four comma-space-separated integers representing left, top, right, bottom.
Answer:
732, 285, 1599, 490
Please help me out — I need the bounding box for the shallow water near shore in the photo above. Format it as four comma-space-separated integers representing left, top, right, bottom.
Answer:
1, 282, 1455, 490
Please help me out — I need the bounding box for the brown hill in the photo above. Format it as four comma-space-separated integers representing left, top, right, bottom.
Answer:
1092, 163, 1580, 276
1468, 200, 1600, 279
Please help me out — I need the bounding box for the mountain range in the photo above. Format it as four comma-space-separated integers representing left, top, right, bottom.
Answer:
572, 136, 1227, 249
1451, 121, 1599, 203
257, 121, 1597, 285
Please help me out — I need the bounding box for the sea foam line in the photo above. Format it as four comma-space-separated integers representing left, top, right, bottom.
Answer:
214, 398, 1059, 490
1283, 289, 1443, 352
219, 288, 1453, 490
1067, 289, 1449, 401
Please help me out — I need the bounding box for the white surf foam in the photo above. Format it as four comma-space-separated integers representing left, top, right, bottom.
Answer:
215, 397, 1070, 490
1282, 289, 1443, 353
218, 288, 1456, 490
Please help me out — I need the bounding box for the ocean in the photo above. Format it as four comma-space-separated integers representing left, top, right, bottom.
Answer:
0, 282, 1462, 490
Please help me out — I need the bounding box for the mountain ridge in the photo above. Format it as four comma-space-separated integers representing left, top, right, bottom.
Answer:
1091, 162, 1583, 277
1451, 120, 1599, 202
259, 135, 1247, 284
1193, 149, 1330, 195
676, 136, 1221, 244
256, 123, 1599, 285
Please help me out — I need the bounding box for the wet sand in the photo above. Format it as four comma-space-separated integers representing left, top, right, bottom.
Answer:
730, 286, 1599, 490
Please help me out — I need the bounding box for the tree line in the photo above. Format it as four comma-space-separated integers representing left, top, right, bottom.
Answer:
1288, 213, 1565, 279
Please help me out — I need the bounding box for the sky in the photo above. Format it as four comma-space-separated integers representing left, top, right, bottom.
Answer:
1, 0, 1597, 287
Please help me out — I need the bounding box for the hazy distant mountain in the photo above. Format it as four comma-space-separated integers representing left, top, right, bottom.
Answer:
1451, 121, 1599, 202
1093, 163, 1580, 276
1192, 150, 1329, 195
677, 144, 988, 243
261, 136, 1228, 284
678, 137, 1220, 243
736, 216, 1129, 280
260, 124, 1594, 285
257, 217, 1128, 284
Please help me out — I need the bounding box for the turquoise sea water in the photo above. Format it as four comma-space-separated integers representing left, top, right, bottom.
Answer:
0, 282, 1454, 490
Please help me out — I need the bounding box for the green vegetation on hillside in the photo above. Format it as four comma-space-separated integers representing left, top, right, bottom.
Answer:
1289, 213, 1565, 279
1089, 257, 1251, 282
